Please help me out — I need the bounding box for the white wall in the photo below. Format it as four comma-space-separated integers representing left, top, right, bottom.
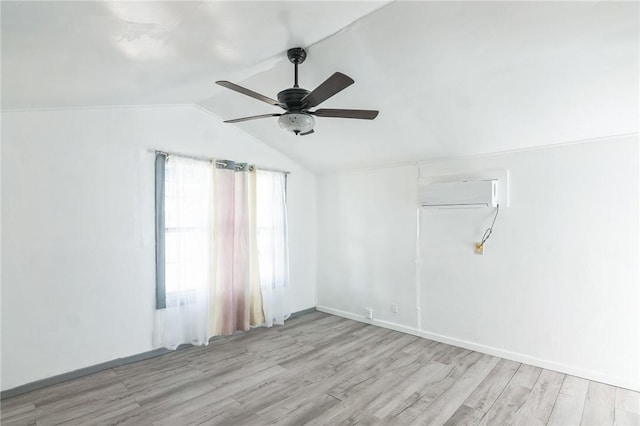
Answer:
317, 165, 419, 330
1, 105, 317, 390
317, 135, 639, 391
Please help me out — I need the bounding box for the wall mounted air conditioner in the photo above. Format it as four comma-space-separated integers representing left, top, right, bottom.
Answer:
419, 179, 498, 207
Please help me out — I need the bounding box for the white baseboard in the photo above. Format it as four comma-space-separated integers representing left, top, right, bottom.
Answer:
315, 305, 640, 392
316, 305, 420, 336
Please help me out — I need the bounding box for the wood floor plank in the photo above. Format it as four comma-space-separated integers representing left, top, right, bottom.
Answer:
478, 382, 532, 425
1, 312, 630, 426
581, 381, 616, 426
256, 391, 341, 424
35, 390, 139, 426
153, 397, 241, 426
121, 365, 286, 425
366, 345, 457, 418
275, 311, 327, 330
614, 409, 640, 426
0, 402, 35, 422
5, 369, 122, 409
464, 358, 521, 413
354, 333, 418, 366
400, 336, 439, 355
194, 409, 265, 426
307, 370, 410, 425
560, 375, 591, 397
324, 336, 443, 405
304, 334, 432, 424
511, 369, 565, 425
549, 394, 585, 426
62, 397, 141, 426
414, 354, 500, 425
392, 351, 485, 424
0, 407, 38, 426
3, 381, 133, 426
616, 388, 640, 415
432, 344, 472, 365
277, 325, 387, 371
129, 376, 205, 406
511, 363, 543, 389
370, 361, 452, 419
353, 344, 458, 413
444, 404, 486, 426
548, 375, 590, 426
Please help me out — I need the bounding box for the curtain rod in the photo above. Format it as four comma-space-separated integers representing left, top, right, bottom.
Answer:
256, 166, 292, 175
152, 150, 290, 175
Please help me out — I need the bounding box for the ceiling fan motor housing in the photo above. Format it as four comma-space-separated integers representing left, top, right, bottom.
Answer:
277, 87, 310, 112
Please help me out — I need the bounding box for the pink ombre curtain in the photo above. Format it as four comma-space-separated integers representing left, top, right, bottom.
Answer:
209, 163, 264, 336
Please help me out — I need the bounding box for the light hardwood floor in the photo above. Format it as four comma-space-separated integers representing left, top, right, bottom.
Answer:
1, 311, 639, 425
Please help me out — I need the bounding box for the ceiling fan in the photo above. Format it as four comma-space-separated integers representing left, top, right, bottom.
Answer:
215, 47, 379, 136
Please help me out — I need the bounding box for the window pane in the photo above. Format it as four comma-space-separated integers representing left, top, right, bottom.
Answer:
164, 157, 213, 300
256, 170, 288, 291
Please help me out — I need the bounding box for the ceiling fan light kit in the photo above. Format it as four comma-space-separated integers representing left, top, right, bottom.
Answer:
216, 47, 378, 136
278, 113, 315, 135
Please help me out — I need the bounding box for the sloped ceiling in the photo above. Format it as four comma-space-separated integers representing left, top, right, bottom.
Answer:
2, 1, 638, 172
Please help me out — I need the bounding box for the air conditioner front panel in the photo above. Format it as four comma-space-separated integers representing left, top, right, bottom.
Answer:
419, 180, 497, 207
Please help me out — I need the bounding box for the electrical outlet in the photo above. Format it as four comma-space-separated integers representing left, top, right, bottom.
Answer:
365, 307, 373, 319
474, 243, 484, 255
391, 303, 399, 313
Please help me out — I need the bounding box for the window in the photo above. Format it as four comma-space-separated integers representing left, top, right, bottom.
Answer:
154, 152, 290, 347
256, 170, 288, 290
155, 154, 212, 309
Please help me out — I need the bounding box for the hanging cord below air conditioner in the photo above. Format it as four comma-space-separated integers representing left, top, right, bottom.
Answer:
479, 204, 500, 247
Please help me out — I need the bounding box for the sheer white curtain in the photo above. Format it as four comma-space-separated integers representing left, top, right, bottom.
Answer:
154, 156, 213, 349
256, 170, 290, 327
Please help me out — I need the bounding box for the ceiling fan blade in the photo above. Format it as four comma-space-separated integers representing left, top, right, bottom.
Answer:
224, 113, 282, 124
312, 109, 379, 119
299, 129, 314, 136
300, 72, 354, 109
216, 81, 284, 108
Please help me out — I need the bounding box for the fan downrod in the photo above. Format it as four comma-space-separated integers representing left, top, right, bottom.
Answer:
288, 48, 306, 88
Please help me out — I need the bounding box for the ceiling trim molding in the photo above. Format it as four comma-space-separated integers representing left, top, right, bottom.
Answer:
317, 132, 640, 176
0, 103, 199, 114
415, 132, 640, 165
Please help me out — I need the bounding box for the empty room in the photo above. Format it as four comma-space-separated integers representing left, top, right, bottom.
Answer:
1, 1, 639, 425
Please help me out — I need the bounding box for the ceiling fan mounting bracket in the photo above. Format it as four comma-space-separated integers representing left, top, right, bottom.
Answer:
287, 47, 307, 64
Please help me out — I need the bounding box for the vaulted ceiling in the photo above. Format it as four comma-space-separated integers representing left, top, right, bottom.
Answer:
2, 1, 638, 172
